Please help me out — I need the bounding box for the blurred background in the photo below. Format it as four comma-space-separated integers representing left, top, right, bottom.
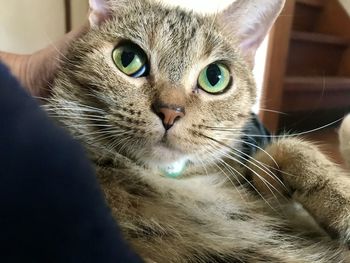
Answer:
1, 0, 350, 165
0, 0, 88, 53
261, 0, 350, 165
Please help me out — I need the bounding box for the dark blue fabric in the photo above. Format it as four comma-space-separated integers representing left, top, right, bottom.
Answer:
0, 63, 143, 263
240, 114, 272, 163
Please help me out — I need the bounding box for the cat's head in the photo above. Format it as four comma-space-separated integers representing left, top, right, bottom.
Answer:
49, 0, 285, 173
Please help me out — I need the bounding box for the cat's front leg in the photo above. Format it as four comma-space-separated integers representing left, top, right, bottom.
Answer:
247, 138, 350, 245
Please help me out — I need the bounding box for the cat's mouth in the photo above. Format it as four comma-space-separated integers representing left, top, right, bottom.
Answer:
160, 133, 172, 146
143, 134, 187, 165
157, 133, 184, 153
156, 139, 181, 154
130, 125, 193, 171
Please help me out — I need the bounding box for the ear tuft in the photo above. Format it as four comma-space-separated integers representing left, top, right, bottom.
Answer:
89, 0, 112, 27
218, 0, 286, 64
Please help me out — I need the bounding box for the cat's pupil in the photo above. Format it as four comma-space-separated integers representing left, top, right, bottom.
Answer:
206, 64, 222, 86
121, 51, 135, 67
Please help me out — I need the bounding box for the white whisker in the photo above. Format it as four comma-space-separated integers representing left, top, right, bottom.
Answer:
203, 117, 343, 138
207, 140, 284, 202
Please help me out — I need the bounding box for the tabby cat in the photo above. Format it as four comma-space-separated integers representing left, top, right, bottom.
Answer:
47, 0, 350, 262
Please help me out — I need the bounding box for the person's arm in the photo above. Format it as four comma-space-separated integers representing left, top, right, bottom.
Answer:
0, 63, 143, 263
0, 24, 88, 97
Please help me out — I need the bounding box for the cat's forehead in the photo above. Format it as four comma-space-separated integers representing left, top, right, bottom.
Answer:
101, 1, 238, 81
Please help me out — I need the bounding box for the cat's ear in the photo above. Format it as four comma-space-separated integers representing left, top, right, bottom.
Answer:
217, 0, 285, 65
89, 0, 112, 27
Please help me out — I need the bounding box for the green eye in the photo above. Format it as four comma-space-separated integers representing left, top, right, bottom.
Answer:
198, 63, 231, 94
112, 43, 148, 78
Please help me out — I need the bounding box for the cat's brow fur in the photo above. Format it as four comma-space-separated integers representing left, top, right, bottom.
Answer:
47, 0, 350, 262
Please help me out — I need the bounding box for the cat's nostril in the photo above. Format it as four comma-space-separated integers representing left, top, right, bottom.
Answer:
174, 116, 181, 123
160, 109, 184, 130
152, 102, 185, 131
156, 111, 165, 121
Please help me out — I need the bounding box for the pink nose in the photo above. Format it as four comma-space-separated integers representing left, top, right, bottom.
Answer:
153, 103, 185, 130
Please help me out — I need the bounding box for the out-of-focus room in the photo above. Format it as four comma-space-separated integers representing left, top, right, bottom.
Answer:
0, 0, 88, 53
261, 0, 350, 165
1, 0, 350, 165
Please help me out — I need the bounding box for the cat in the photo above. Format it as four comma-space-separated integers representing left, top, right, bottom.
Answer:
46, 0, 350, 262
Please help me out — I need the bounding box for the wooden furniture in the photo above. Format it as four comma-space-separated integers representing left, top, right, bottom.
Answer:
261, 0, 350, 132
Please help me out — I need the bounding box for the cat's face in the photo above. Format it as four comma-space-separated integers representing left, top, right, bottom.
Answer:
50, 0, 284, 172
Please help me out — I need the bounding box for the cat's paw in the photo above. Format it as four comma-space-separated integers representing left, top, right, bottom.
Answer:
248, 137, 350, 244
339, 114, 350, 167
247, 138, 316, 196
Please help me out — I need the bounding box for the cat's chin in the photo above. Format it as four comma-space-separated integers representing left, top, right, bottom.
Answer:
136, 143, 190, 171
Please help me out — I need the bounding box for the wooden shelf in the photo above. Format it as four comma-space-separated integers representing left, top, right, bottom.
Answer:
282, 77, 350, 111
291, 31, 350, 46
282, 93, 350, 111
261, 0, 350, 131
296, 0, 325, 8
285, 77, 350, 92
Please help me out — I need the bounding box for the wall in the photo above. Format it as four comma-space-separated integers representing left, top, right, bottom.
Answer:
0, 0, 66, 54
71, 0, 89, 29
340, 0, 350, 16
